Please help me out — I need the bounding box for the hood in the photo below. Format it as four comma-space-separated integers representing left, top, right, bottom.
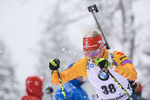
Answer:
25, 76, 43, 100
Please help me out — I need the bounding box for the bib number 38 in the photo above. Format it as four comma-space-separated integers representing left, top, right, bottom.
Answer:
101, 84, 116, 95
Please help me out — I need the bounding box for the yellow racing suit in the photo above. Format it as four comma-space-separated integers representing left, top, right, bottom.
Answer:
51, 49, 137, 85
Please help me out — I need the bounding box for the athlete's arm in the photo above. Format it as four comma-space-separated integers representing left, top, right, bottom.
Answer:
51, 58, 88, 85
113, 51, 137, 81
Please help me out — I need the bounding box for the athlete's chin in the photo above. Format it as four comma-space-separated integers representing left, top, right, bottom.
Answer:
90, 57, 96, 61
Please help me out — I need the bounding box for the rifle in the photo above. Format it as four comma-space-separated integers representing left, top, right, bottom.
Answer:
87, 4, 133, 100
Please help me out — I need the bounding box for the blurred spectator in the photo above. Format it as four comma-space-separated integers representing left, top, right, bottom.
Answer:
21, 76, 44, 100
55, 63, 89, 100
135, 82, 147, 100
46, 86, 54, 100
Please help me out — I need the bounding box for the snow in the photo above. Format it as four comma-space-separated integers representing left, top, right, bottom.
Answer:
0, 0, 47, 94
0, 0, 150, 99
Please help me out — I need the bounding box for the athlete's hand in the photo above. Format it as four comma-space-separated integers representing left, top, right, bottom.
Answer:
49, 58, 60, 70
94, 58, 111, 70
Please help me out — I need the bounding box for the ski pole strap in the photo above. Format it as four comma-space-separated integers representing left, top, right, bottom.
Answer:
108, 71, 133, 100
57, 72, 67, 100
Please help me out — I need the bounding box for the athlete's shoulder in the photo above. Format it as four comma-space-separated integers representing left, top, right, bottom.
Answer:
76, 57, 88, 64
113, 50, 129, 64
113, 50, 125, 55
113, 50, 128, 59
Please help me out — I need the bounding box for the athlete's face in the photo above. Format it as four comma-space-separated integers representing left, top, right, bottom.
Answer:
84, 48, 104, 61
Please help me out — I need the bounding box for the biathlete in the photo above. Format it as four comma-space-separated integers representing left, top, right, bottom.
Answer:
49, 30, 138, 100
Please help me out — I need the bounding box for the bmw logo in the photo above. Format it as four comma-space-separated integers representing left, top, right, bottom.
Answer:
98, 70, 109, 81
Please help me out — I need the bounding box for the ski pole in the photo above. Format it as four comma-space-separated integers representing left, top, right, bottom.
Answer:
50, 59, 67, 100
57, 70, 67, 100
87, 4, 133, 100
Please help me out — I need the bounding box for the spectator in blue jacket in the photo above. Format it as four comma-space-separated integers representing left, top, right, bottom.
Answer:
55, 63, 89, 100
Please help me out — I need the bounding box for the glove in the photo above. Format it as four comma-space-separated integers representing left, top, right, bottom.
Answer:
94, 58, 111, 69
128, 80, 137, 94
49, 58, 60, 70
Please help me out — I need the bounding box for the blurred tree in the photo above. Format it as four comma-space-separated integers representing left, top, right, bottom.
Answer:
0, 40, 20, 100
119, 0, 135, 61
135, 23, 150, 98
